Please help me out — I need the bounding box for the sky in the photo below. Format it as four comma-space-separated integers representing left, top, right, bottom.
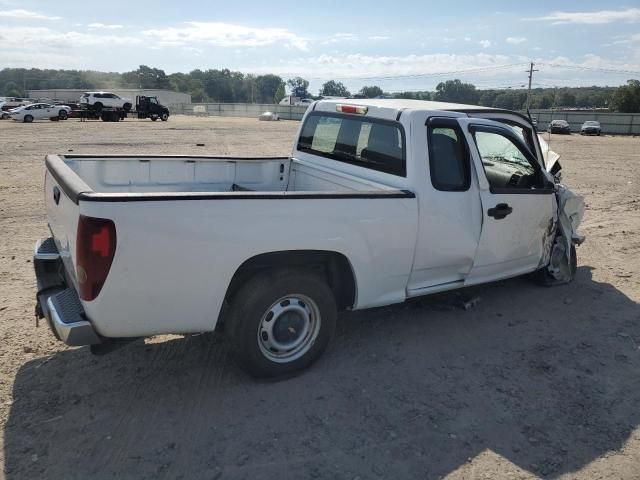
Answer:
1, 0, 639, 93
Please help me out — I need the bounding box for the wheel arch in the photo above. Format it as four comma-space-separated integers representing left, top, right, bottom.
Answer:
224, 250, 357, 312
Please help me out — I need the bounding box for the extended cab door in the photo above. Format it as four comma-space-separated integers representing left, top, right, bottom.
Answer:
458, 118, 556, 283
407, 117, 483, 294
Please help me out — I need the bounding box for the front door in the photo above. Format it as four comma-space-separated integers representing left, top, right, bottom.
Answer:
459, 119, 556, 284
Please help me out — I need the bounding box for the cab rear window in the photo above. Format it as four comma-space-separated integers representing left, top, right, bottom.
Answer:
297, 112, 406, 177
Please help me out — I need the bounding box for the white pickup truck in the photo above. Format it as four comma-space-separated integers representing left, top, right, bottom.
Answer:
34, 99, 584, 377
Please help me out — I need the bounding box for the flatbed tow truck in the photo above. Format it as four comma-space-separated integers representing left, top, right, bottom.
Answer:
79, 95, 170, 122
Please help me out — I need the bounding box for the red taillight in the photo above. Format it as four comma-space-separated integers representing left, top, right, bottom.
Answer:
76, 215, 117, 301
336, 104, 368, 115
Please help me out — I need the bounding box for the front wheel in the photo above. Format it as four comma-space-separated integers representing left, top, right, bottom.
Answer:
227, 270, 337, 378
161, 112, 169, 121
532, 244, 577, 286
123, 102, 132, 112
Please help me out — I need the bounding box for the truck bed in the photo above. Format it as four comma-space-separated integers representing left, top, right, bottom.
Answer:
51, 154, 404, 197
43, 153, 417, 338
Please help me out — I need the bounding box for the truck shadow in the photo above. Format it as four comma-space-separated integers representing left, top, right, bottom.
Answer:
4, 266, 640, 479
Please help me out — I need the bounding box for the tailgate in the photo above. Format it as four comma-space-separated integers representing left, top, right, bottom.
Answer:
45, 155, 90, 288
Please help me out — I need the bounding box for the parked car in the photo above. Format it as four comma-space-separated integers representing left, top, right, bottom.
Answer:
10, 103, 71, 122
80, 92, 132, 111
548, 120, 571, 135
581, 121, 602, 136
0, 97, 32, 109
34, 99, 584, 378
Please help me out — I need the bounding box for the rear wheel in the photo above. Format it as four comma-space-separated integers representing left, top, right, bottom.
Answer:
58, 110, 68, 120
123, 102, 132, 112
24, 115, 33, 123
93, 102, 103, 112
227, 269, 337, 378
150, 115, 158, 121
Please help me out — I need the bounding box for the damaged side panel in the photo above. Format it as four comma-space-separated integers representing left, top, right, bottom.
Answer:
542, 185, 586, 284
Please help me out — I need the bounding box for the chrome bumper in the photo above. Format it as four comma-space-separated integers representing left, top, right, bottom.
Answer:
34, 237, 101, 346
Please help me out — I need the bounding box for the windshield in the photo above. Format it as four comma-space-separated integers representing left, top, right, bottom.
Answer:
584, 121, 600, 126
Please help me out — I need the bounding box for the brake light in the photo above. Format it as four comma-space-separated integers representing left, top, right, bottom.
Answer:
76, 215, 117, 301
336, 104, 368, 115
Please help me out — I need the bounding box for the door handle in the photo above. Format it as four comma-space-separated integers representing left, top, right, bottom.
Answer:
488, 203, 513, 220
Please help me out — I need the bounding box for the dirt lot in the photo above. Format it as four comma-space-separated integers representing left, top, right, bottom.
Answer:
0, 115, 639, 479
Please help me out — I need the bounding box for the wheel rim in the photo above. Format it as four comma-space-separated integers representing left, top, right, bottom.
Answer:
257, 294, 321, 363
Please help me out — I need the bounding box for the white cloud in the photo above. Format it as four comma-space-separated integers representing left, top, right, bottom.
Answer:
479, 39, 491, 48
255, 52, 514, 78
506, 37, 527, 45
0, 26, 142, 57
321, 33, 359, 45
612, 33, 640, 45
142, 22, 308, 50
0, 8, 60, 20
88, 23, 124, 30
526, 8, 640, 25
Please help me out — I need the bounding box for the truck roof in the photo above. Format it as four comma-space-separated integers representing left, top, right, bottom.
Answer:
313, 98, 525, 123
317, 98, 494, 111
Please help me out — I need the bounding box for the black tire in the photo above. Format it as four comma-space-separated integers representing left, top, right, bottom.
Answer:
227, 269, 337, 378
150, 116, 158, 121
93, 102, 103, 112
58, 110, 68, 120
123, 102, 132, 112
161, 113, 169, 121
24, 115, 33, 123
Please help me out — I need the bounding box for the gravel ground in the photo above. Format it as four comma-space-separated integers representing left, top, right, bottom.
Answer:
1, 115, 639, 479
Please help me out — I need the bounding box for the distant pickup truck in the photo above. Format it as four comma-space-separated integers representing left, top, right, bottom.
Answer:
34, 99, 584, 377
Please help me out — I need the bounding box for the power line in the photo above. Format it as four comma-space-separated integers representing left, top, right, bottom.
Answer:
302, 63, 528, 82
537, 62, 640, 76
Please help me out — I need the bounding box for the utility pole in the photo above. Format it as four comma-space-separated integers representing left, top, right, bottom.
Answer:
525, 62, 539, 111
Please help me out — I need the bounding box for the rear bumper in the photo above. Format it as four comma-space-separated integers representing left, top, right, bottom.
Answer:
34, 237, 101, 346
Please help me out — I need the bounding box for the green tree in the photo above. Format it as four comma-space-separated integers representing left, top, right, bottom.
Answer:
434, 79, 479, 104
287, 77, 310, 96
359, 85, 384, 98
255, 74, 285, 103
320, 80, 350, 97
2, 81, 23, 97
610, 80, 640, 113
275, 83, 286, 103
122, 65, 170, 89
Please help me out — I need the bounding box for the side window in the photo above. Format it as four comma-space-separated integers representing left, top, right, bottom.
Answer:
427, 122, 470, 191
474, 129, 544, 191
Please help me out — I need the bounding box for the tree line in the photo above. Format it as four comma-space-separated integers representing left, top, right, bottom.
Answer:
1, 66, 639, 112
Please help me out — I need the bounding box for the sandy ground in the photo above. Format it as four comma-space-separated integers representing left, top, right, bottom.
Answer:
0, 115, 639, 480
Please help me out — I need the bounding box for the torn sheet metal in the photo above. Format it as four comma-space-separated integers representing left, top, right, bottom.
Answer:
546, 185, 586, 282
538, 135, 561, 173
